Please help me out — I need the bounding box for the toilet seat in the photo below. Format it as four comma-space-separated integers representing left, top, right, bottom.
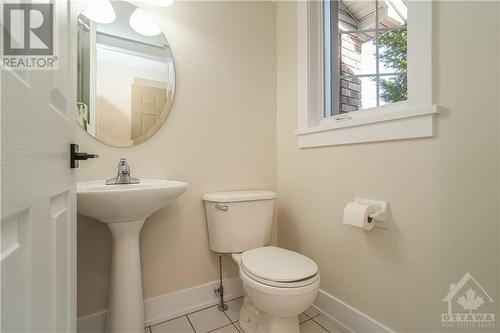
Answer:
242, 266, 319, 288
241, 246, 319, 288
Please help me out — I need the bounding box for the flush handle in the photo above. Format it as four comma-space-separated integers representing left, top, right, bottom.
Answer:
215, 204, 229, 211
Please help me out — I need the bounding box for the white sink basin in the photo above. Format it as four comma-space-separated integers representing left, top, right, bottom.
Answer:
77, 179, 188, 223
77, 178, 187, 333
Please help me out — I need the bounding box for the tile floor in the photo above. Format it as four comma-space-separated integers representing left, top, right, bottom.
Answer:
145, 297, 339, 333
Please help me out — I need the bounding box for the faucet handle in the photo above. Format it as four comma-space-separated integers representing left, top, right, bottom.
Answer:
106, 158, 139, 185
118, 158, 129, 168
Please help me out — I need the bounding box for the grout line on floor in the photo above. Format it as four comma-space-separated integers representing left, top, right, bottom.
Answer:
150, 313, 191, 328
305, 312, 320, 319
300, 318, 312, 324
185, 314, 197, 333
146, 302, 325, 333
206, 322, 234, 333
311, 316, 331, 333
303, 307, 319, 320
150, 296, 244, 329
222, 308, 234, 323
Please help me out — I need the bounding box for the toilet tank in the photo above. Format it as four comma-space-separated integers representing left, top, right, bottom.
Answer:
203, 190, 276, 253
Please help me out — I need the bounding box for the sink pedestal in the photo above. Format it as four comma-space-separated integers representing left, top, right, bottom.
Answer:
107, 219, 146, 333
77, 179, 188, 333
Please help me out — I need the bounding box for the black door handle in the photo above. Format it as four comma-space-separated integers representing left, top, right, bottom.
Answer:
70, 144, 99, 168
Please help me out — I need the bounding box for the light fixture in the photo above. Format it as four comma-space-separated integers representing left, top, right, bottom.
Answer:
129, 8, 162, 37
141, 0, 174, 7
81, 0, 116, 24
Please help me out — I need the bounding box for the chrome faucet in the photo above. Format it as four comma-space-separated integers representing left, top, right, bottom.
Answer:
106, 158, 140, 185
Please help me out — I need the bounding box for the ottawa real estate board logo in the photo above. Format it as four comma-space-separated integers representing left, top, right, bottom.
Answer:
442, 272, 495, 328
1, 2, 58, 70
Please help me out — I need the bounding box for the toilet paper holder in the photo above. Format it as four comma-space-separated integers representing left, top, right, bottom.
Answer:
355, 198, 389, 229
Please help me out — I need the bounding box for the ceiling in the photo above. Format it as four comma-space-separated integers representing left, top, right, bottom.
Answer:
339, 0, 407, 32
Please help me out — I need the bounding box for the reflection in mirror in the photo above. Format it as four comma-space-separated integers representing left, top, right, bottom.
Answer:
77, 1, 175, 147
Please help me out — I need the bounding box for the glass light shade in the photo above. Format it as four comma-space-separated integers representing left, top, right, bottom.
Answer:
82, 0, 116, 24
129, 8, 162, 37
141, 0, 174, 7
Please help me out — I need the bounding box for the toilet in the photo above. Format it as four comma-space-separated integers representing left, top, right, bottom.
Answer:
203, 190, 320, 333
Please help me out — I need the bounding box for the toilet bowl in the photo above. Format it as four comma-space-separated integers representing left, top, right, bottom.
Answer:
233, 247, 320, 333
202, 191, 320, 333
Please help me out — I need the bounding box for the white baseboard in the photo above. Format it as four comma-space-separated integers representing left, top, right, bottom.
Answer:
77, 310, 108, 333
78, 281, 394, 333
312, 289, 395, 333
144, 277, 243, 326
77, 277, 243, 333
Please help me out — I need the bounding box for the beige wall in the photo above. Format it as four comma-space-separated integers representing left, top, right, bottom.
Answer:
276, 1, 499, 332
77, 1, 276, 317
78, 1, 500, 329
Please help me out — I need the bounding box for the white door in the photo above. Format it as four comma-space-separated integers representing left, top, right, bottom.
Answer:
1, 1, 77, 332
131, 83, 169, 144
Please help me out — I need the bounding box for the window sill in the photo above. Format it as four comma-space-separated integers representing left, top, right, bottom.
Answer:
295, 104, 438, 148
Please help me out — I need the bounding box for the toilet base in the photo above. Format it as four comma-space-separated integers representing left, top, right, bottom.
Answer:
257, 314, 299, 333
238, 296, 300, 333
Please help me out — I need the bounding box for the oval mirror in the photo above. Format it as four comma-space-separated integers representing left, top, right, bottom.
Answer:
76, 1, 175, 147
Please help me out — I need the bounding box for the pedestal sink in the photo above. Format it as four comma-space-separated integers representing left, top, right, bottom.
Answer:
77, 179, 188, 333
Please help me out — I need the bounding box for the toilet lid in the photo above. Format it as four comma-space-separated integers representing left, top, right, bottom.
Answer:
241, 246, 318, 283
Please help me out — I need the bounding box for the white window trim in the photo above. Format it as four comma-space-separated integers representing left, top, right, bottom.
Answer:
296, 0, 438, 148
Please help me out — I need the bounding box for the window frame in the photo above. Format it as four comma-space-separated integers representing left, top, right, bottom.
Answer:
296, 0, 438, 148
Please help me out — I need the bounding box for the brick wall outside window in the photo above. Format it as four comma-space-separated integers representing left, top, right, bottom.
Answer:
339, 34, 362, 113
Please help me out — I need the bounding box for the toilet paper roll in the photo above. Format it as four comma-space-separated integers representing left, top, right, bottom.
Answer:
342, 202, 377, 231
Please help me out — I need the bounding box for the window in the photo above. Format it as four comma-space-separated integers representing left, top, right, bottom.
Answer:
325, 0, 408, 116
296, 0, 437, 147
